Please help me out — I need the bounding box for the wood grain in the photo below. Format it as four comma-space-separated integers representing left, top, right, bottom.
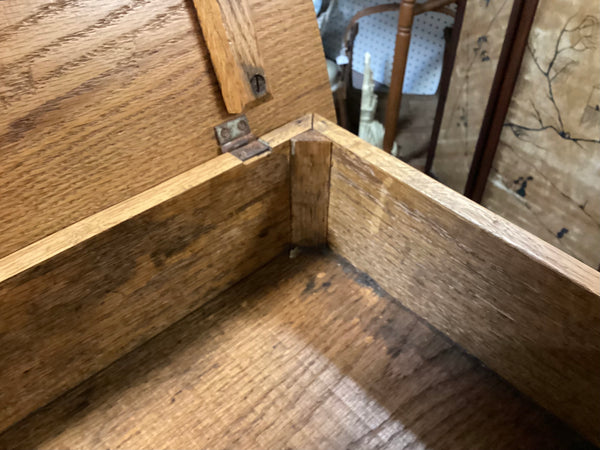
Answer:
0, 0, 334, 259
431, 0, 515, 192
314, 115, 600, 445
0, 140, 291, 433
261, 113, 313, 149
0, 251, 593, 450
192, 0, 268, 113
481, 0, 600, 268
291, 130, 332, 247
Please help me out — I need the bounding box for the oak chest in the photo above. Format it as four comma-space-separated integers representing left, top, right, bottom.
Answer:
0, 1, 598, 448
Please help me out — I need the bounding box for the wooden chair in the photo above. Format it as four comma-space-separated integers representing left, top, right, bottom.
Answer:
383, 0, 457, 152
338, 0, 457, 152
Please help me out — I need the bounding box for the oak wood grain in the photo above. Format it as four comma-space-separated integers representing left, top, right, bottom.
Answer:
261, 113, 313, 149
192, 0, 268, 113
0, 251, 593, 450
0, 0, 334, 259
313, 115, 600, 445
0, 140, 291, 433
291, 130, 332, 247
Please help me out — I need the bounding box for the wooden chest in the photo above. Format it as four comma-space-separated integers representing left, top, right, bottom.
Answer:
1, 1, 599, 448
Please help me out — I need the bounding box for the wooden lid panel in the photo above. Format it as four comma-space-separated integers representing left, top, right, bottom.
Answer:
0, 0, 334, 258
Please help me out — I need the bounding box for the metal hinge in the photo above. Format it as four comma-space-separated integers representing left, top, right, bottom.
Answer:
214, 115, 271, 161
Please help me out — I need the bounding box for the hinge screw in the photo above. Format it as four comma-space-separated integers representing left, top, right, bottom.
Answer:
220, 128, 231, 140
250, 74, 266, 96
238, 120, 249, 132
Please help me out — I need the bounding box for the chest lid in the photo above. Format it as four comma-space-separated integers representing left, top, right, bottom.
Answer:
0, 0, 334, 257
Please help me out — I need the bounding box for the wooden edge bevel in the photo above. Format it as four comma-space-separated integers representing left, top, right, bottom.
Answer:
0, 115, 313, 285
290, 130, 333, 247
15, 115, 595, 298
313, 114, 599, 295
0, 156, 241, 284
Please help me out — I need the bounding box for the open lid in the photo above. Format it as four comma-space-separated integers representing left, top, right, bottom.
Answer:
0, 0, 335, 257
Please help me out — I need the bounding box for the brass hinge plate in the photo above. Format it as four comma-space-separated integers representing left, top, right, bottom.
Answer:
214, 115, 270, 161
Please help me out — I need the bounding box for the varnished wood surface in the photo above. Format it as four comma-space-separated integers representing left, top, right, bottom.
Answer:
0, 138, 291, 432
291, 130, 332, 247
0, 0, 334, 259
0, 251, 593, 450
0, 114, 309, 283
192, 0, 268, 113
313, 115, 600, 445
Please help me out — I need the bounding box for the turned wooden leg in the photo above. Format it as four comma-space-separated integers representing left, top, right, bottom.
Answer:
383, 0, 416, 153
